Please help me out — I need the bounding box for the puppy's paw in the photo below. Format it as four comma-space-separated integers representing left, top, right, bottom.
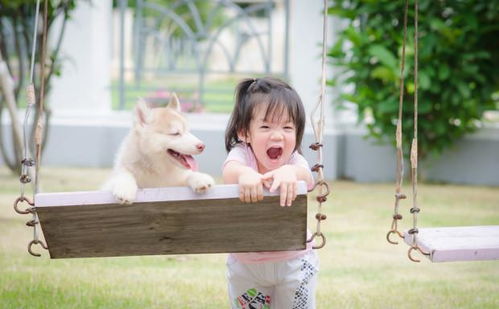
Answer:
188, 172, 215, 194
111, 179, 138, 204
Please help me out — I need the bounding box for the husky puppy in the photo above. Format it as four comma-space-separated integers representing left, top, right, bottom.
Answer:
104, 94, 215, 204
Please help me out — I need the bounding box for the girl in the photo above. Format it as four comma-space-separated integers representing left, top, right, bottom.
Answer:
223, 77, 319, 309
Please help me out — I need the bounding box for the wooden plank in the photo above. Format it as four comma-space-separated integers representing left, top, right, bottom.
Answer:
35, 183, 308, 207
35, 183, 308, 259
404, 225, 499, 262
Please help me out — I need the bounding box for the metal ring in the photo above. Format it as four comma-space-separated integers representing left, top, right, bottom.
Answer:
310, 181, 330, 196
408, 246, 421, 262
386, 229, 404, 245
14, 196, 34, 215
408, 245, 430, 263
307, 232, 326, 249
28, 239, 48, 257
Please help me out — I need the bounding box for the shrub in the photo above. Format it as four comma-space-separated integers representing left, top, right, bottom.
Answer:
328, 0, 498, 158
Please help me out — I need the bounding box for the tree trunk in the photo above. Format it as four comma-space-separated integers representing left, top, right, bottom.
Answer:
0, 50, 24, 173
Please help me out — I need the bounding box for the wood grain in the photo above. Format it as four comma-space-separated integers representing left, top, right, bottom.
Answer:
36, 194, 308, 259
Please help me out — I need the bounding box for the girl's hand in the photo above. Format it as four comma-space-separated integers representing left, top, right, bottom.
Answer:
262, 165, 297, 207
238, 170, 264, 203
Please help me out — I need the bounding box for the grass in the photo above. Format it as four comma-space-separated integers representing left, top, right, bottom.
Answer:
0, 167, 498, 308
111, 76, 241, 113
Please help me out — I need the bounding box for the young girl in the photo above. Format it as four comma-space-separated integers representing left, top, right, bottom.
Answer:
223, 77, 319, 309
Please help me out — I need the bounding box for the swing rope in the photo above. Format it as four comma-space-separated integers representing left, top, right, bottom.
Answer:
307, 0, 330, 249
385, 0, 429, 262
386, 0, 409, 245
407, 0, 429, 263
13, 0, 48, 257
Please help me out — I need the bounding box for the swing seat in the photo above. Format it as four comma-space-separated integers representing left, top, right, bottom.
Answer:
34, 182, 308, 259
404, 225, 499, 262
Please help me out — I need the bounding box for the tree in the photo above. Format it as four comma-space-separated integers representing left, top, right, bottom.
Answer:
0, 0, 81, 173
328, 0, 498, 158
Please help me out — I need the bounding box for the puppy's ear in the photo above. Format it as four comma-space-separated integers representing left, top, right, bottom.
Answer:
166, 92, 181, 112
135, 98, 152, 127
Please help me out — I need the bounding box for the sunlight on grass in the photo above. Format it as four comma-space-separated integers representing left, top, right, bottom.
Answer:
1, 167, 498, 308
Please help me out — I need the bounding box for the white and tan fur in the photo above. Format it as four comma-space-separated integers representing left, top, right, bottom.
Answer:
104, 94, 215, 204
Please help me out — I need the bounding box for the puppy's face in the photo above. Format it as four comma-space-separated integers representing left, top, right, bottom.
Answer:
134, 94, 204, 170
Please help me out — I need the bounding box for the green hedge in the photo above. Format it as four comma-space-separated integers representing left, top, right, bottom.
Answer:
328, 0, 498, 158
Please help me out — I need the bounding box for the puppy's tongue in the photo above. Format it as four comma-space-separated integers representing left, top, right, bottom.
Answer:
184, 155, 198, 171
168, 149, 199, 171
267, 147, 282, 160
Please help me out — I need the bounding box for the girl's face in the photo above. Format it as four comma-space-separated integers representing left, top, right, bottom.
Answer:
241, 104, 297, 174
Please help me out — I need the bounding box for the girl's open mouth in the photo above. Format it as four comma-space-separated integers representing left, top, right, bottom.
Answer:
167, 149, 197, 170
266, 147, 283, 160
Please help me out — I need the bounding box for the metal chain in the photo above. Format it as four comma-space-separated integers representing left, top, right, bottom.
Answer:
14, 0, 48, 257
386, 0, 409, 245
307, 0, 329, 250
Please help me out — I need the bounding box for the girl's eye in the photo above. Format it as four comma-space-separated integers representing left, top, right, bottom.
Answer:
169, 132, 180, 136
260, 126, 270, 129
284, 126, 295, 130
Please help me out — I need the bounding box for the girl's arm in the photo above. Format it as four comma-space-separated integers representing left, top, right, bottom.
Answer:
223, 161, 264, 203
292, 165, 314, 189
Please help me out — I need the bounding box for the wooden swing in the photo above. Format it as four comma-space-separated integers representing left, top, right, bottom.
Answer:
14, 0, 330, 259
386, 0, 499, 263
31, 184, 309, 259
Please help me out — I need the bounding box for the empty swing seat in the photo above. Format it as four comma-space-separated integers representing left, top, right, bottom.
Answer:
34, 182, 308, 259
404, 225, 499, 262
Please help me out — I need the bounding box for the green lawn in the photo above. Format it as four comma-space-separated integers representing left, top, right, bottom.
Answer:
111, 76, 241, 113
1, 167, 498, 308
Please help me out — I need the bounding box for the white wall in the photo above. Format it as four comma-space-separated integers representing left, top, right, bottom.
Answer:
49, 0, 113, 114
288, 0, 334, 126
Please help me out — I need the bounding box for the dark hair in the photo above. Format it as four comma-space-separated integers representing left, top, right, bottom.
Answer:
225, 77, 306, 153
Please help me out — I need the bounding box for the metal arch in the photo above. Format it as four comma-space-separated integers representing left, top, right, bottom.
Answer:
199, 2, 272, 74
185, 1, 206, 35
121, 0, 289, 109
143, 2, 198, 41
138, 0, 274, 74
210, 0, 272, 70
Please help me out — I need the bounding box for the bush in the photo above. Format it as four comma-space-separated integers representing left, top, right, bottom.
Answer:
328, 0, 498, 158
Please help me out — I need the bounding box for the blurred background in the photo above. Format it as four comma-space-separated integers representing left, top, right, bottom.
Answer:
0, 0, 496, 185
1, 1, 498, 308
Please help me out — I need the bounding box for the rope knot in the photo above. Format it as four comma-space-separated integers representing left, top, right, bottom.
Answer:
393, 214, 403, 220
315, 213, 327, 221
309, 143, 323, 151
408, 228, 419, 235
311, 164, 324, 172
21, 158, 35, 166
316, 195, 327, 203
26, 219, 37, 227
20, 174, 32, 184
395, 193, 407, 199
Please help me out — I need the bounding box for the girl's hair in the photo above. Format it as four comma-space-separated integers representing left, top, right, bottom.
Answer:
225, 77, 306, 153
